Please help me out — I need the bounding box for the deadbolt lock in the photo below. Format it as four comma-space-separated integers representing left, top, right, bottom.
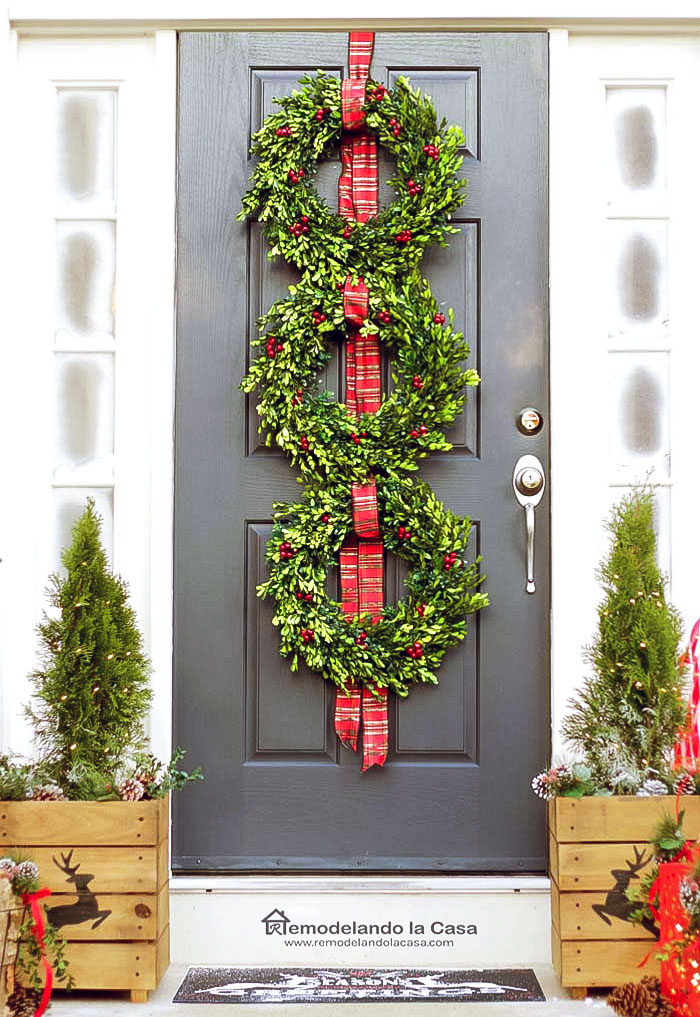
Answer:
517, 407, 544, 435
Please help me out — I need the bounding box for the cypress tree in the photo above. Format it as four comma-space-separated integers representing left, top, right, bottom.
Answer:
562, 490, 687, 790
28, 499, 152, 781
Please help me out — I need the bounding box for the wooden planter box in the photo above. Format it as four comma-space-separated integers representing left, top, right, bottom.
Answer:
549, 796, 700, 1000
0, 798, 169, 1004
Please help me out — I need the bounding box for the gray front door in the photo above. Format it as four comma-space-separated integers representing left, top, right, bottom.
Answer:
174, 31, 549, 872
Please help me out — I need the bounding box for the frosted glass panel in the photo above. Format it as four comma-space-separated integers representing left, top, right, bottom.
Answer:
609, 352, 670, 481
608, 486, 671, 579
56, 89, 116, 207
53, 488, 114, 571
56, 220, 115, 341
54, 353, 114, 471
608, 220, 668, 339
607, 87, 666, 202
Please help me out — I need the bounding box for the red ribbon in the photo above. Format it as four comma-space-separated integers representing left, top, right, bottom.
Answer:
642, 845, 700, 1015
21, 887, 53, 1017
334, 32, 388, 772
675, 618, 700, 771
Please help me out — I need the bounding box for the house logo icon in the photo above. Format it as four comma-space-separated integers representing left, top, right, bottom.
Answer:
261, 908, 291, 935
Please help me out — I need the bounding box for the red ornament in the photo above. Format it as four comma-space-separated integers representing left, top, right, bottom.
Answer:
275, 125, 292, 138
433, 313, 445, 325
395, 229, 412, 244
412, 375, 423, 389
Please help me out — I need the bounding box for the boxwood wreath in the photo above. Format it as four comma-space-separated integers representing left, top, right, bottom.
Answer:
239, 70, 489, 699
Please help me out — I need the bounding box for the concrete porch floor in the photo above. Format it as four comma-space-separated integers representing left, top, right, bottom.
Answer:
48, 965, 616, 1016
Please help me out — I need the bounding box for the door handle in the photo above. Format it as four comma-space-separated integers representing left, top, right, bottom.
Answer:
512, 454, 545, 595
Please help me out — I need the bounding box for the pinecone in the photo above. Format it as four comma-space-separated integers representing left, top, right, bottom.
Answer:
14, 860, 39, 881
636, 778, 669, 797
0, 856, 17, 877
7, 987, 41, 1017
673, 772, 696, 796
679, 876, 700, 917
118, 777, 146, 802
31, 783, 66, 801
639, 977, 674, 1017
607, 981, 652, 1017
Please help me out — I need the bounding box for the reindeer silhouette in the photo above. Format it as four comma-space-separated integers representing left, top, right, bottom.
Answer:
592, 845, 657, 936
46, 850, 112, 931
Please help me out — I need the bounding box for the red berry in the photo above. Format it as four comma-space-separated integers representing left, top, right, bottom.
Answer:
343, 224, 354, 238
433, 313, 445, 325
296, 591, 303, 600
419, 424, 428, 435
322, 514, 330, 523
412, 375, 423, 389
275, 343, 283, 352
305, 593, 313, 602
410, 429, 419, 438
417, 603, 426, 617
300, 216, 309, 223
407, 179, 414, 187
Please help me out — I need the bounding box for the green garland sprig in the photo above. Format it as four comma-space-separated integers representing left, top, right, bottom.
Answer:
240, 71, 488, 694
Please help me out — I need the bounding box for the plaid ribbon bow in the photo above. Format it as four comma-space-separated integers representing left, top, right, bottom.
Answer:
334, 32, 388, 772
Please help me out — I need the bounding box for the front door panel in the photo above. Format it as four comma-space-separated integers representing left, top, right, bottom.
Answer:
174, 31, 549, 871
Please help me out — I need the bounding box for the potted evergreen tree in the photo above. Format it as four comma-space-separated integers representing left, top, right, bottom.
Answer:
0, 500, 202, 1002
536, 490, 700, 997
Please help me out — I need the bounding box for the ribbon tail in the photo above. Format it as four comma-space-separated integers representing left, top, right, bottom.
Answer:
22, 888, 53, 1017
335, 682, 362, 752
360, 684, 388, 771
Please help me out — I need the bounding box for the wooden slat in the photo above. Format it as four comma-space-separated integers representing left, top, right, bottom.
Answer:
44, 893, 158, 942
557, 841, 654, 891
549, 829, 559, 885
24, 941, 159, 991
550, 796, 700, 843
0, 800, 164, 847
559, 939, 660, 988
157, 829, 169, 890
9, 846, 158, 893
157, 881, 170, 939
554, 890, 656, 941
157, 924, 170, 983
551, 922, 563, 984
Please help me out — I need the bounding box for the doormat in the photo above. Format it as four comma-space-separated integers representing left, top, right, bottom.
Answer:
173, 967, 545, 1003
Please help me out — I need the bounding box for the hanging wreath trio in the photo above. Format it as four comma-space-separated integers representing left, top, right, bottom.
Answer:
239, 69, 488, 700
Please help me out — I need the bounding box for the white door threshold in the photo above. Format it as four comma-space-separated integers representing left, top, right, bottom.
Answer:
170, 874, 551, 967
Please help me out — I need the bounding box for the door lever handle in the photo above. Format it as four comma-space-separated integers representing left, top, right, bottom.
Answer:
512, 454, 545, 595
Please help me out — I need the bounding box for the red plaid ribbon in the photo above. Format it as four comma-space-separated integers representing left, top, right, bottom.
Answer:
645, 845, 700, 1016
334, 33, 388, 772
